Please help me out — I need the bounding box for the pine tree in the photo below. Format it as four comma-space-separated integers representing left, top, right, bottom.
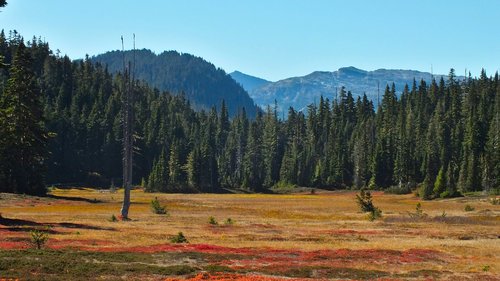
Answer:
0, 42, 49, 195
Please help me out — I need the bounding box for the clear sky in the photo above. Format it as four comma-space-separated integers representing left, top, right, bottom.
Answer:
2, 0, 499, 81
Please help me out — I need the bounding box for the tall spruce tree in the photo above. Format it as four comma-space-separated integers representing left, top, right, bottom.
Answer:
0, 42, 48, 195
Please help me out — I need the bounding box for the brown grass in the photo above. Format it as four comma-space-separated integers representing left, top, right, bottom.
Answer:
0, 189, 499, 280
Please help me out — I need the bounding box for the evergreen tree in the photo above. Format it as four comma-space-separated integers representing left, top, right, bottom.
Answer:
0, 42, 49, 195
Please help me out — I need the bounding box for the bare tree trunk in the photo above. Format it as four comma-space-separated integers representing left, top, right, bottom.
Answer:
120, 36, 134, 219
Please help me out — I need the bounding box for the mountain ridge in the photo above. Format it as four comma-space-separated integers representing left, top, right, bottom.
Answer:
232, 67, 459, 112
91, 49, 259, 117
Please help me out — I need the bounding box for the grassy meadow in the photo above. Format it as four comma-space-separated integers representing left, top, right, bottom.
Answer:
0, 188, 498, 280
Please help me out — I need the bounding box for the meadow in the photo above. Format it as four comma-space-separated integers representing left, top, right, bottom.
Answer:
0, 188, 498, 280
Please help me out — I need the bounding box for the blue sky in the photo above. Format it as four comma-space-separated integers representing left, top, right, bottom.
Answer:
2, 0, 499, 81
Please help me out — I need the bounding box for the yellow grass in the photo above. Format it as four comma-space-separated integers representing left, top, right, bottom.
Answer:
1, 188, 499, 276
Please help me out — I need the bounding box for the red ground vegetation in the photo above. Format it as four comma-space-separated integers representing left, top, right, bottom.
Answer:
164, 273, 405, 281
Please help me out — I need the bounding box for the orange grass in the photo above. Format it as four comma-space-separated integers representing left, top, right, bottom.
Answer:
0, 188, 499, 279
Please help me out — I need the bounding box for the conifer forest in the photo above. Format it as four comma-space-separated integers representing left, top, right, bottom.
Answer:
1, 31, 498, 198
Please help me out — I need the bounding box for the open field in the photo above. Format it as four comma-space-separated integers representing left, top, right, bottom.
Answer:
0, 188, 499, 280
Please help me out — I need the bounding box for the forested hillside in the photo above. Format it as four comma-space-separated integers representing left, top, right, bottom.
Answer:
91, 49, 259, 117
0, 31, 498, 198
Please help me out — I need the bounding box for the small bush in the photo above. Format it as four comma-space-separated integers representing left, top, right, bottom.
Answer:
356, 190, 382, 221
367, 208, 382, 221
170, 232, 188, 243
109, 214, 118, 222
208, 216, 218, 225
151, 197, 167, 215
464, 204, 475, 212
224, 218, 234, 225
441, 211, 447, 218
30, 228, 49, 249
356, 190, 375, 213
482, 265, 490, 272
490, 198, 500, 205
409, 203, 427, 219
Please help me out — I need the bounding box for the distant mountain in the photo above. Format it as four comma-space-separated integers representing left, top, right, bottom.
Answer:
241, 66, 456, 112
91, 49, 259, 117
229, 71, 271, 93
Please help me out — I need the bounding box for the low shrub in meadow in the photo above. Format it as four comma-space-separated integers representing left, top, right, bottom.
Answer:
464, 204, 475, 212
356, 190, 382, 221
209, 216, 218, 225
170, 232, 188, 243
408, 203, 427, 219
224, 218, 234, 225
151, 197, 168, 215
30, 228, 49, 249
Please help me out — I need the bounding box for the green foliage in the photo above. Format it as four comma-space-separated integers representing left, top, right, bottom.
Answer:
384, 184, 412, 194
367, 208, 382, 221
91, 49, 258, 118
356, 190, 382, 221
224, 218, 234, 225
0, 41, 49, 195
0, 31, 498, 197
490, 198, 500, 205
433, 167, 446, 196
0, 249, 197, 278
408, 203, 428, 219
30, 228, 49, 249
170, 232, 188, 243
150, 197, 167, 215
109, 214, 118, 222
208, 216, 218, 225
464, 204, 475, 212
356, 190, 375, 212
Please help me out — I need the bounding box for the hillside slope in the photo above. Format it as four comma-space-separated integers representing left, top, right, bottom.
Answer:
92, 49, 259, 117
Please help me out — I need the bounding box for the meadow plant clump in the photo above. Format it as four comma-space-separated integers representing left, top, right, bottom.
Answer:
464, 204, 475, 212
224, 218, 234, 225
30, 228, 49, 249
151, 197, 168, 215
170, 232, 188, 243
109, 214, 118, 222
355, 190, 382, 221
209, 216, 218, 225
409, 203, 427, 219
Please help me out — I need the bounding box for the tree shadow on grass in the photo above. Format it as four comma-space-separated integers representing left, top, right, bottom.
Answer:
0, 216, 115, 232
57, 222, 115, 231
46, 194, 103, 203
0, 216, 41, 227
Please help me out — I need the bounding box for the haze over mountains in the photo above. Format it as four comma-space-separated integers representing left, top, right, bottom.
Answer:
231, 67, 458, 112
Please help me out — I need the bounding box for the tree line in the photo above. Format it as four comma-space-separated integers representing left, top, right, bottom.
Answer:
0, 31, 498, 198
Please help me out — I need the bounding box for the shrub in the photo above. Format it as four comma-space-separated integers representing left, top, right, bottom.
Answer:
170, 232, 188, 243
208, 216, 218, 225
151, 197, 167, 215
109, 214, 118, 222
464, 204, 475, 212
356, 190, 382, 221
356, 190, 375, 213
490, 198, 500, 205
409, 203, 427, 219
224, 218, 234, 225
30, 228, 49, 249
367, 208, 382, 221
